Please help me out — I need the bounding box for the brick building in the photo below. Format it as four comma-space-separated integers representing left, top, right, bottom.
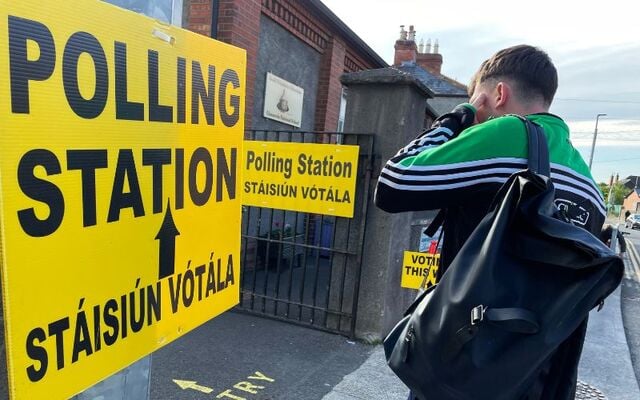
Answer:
185, 0, 388, 132
623, 189, 640, 214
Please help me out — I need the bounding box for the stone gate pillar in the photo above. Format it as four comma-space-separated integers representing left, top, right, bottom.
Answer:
340, 68, 437, 341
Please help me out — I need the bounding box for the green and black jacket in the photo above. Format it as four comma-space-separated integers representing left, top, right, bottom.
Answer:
375, 104, 605, 268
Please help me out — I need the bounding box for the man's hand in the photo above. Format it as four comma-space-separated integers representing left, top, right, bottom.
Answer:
470, 93, 487, 125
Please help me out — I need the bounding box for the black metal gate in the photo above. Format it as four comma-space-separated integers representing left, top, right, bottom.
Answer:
238, 130, 374, 338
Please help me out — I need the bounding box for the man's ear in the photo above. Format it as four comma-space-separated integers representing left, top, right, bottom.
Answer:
495, 82, 510, 108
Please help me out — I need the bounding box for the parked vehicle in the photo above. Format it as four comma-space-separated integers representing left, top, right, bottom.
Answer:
625, 214, 640, 229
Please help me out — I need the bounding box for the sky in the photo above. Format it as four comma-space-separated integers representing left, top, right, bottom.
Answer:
321, 0, 640, 184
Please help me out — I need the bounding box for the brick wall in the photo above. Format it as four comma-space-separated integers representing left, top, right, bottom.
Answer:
216, 0, 261, 129
624, 192, 640, 213
393, 40, 417, 65
185, 0, 382, 131
315, 37, 346, 132
187, 0, 213, 36
417, 52, 442, 75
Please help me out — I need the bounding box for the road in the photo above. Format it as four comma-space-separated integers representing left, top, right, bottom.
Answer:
620, 224, 640, 386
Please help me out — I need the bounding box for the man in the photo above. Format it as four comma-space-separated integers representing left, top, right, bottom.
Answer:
375, 45, 606, 399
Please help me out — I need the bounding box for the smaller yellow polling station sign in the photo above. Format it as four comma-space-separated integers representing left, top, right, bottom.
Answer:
0, 1, 245, 399
242, 141, 359, 218
401, 251, 440, 290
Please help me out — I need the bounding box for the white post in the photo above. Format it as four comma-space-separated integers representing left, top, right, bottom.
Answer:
610, 225, 619, 253
588, 113, 606, 170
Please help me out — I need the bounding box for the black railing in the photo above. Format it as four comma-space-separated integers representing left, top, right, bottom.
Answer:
238, 130, 375, 338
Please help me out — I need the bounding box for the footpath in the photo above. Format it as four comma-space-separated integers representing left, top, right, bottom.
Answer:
323, 251, 640, 400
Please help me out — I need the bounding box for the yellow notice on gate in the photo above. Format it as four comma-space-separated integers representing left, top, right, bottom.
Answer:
401, 251, 440, 290
0, 1, 245, 399
242, 141, 359, 217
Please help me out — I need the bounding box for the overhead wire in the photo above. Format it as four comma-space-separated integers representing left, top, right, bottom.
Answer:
555, 98, 640, 105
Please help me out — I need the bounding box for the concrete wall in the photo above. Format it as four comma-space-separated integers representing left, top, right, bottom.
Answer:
340, 72, 437, 341
252, 15, 321, 131
429, 96, 467, 117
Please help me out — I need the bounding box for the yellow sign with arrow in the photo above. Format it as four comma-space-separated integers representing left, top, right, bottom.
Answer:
0, 1, 245, 398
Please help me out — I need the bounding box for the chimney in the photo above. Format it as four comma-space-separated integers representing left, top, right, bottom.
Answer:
616, 173, 620, 184
408, 25, 416, 41
399, 25, 407, 40
609, 174, 614, 187
418, 38, 424, 53
416, 37, 443, 75
393, 24, 417, 66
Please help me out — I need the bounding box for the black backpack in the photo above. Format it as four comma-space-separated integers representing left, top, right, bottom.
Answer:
383, 117, 623, 399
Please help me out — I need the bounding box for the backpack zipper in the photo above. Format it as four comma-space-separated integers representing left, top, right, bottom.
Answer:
401, 325, 414, 362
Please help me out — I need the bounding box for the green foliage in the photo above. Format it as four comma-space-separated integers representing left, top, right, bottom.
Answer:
601, 182, 632, 205
610, 183, 632, 205
598, 182, 608, 197
263, 223, 293, 239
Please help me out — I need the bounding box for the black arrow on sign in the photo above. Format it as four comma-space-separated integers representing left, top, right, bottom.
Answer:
156, 201, 180, 279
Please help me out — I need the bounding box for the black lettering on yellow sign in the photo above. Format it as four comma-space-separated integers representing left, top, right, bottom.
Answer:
168, 253, 235, 313
404, 255, 439, 276
25, 281, 162, 382
242, 181, 351, 203
244, 151, 354, 180
16, 147, 236, 237
405, 253, 439, 288
297, 154, 353, 178
25, 252, 236, 383
8, 15, 241, 126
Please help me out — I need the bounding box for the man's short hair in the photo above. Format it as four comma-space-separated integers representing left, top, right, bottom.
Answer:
470, 45, 558, 107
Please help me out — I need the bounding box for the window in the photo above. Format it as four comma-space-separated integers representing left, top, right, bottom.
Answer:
335, 87, 348, 144
103, 0, 183, 26
337, 87, 347, 132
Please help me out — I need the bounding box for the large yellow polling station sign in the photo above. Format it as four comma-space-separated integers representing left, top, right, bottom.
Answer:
242, 141, 359, 218
0, 1, 245, 398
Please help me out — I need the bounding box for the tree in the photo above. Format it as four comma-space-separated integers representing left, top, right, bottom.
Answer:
608, 182, 632, 205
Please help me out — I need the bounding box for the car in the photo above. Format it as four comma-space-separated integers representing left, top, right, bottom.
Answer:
625, 214, 640, 229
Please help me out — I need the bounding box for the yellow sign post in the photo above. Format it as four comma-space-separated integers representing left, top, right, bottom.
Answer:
0, 1, 245, 398
242, 141, 359, 218
401, 251, 440, 290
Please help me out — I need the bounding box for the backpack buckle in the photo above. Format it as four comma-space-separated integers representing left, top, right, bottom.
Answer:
471, 305, 486, 325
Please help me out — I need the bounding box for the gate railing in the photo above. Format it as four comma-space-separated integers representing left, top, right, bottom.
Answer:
238, 130, 375, 338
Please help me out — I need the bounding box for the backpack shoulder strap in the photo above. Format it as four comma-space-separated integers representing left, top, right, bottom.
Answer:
424, 209, 446, 237
513, 115, 550, 177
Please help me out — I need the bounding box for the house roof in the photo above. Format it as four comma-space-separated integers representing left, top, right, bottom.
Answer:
626, 188, 640, 198
621, 175, 640, 189
396, 61, 468, 97
341, 67, 435, 98
341, 67, 440, 118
